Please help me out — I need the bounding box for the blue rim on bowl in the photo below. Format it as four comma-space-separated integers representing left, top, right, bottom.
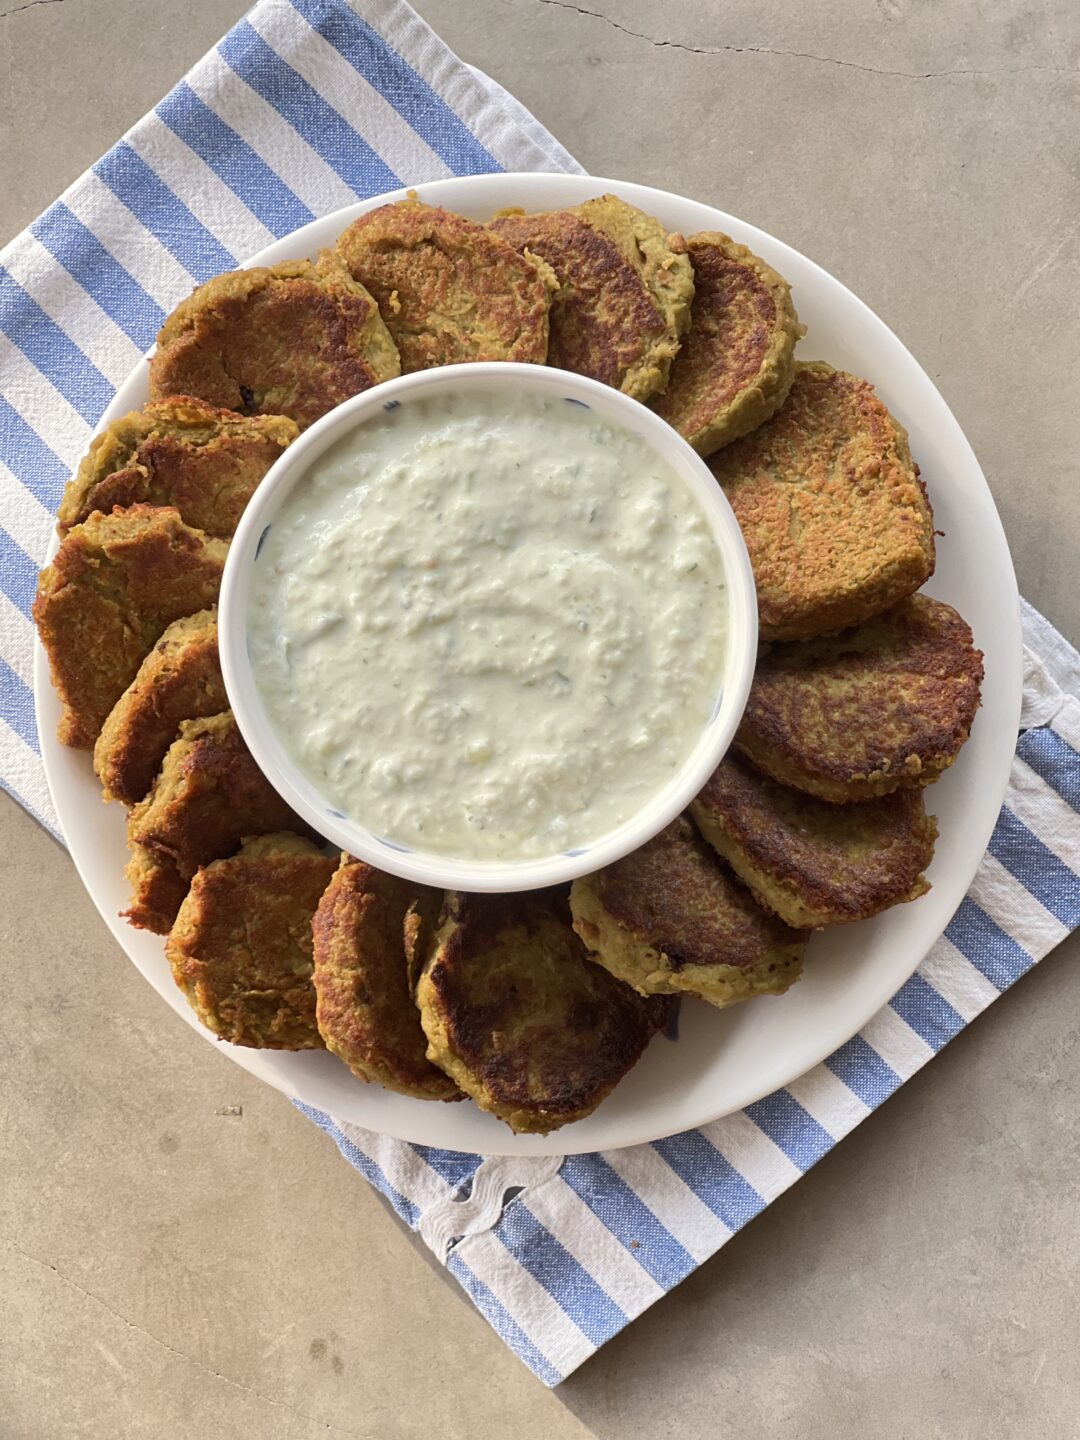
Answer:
219, 362, 759, 893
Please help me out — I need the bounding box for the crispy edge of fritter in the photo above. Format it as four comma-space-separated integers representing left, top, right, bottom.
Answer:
691, 761, 939, 929
93, 607, 224, 806
56, 397, 299, 536
314, 248, 402, 385
735, 596, 985, 802
33, 505, 229, 750
312, 857, 459, 1101
122, 837, 189, 935
568, 821, 806, 1009
415, 892, 667, 1134
165, 832, 335, 1049
334, 199, 558, 371
655, 231, 803, 456
575, 196, 694, 399
714, 361, 936, 642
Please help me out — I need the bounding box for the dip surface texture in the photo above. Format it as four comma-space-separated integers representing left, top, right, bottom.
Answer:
248, 389, 728, 860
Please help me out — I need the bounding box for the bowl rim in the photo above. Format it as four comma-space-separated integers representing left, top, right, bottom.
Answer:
219, 360, 758, 892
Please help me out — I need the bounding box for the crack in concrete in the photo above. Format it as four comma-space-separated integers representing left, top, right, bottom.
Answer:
531, 0, 1079, 78
4, 1235, 367, 1438
0, 0, 66, 20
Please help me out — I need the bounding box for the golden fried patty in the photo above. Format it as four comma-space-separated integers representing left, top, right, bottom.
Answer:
312, 858, 458, 1101
166, 833, 336, 1049
653, 232, 801, 455
416, 891, 668, 1134
335, 199, 557, 373
570, 816, 806, 1008
149, 255, 399, 429
124, 711, 309, 934
711, 362, 935, 641
489, 195, 694, 401
736, 595, 984, 802
56, 396, 297, 538
33, 505, 228, 749
94, 608, 225, 806
692, 756, 938, 929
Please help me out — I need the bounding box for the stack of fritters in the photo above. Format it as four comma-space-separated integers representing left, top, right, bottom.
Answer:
57, 396, 298, 537
312, 859, 457, 1101
94, 609, 226, 806
488, 195, 694, 400
33, 190, 988, 1135
570, 816, 806, 1007
653, 232, 802, 454
124, 711, 313, 935
335, 199, 559, 371
34, 505, 229, 749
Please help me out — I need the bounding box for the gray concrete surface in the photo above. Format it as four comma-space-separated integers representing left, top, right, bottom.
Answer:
2, 1, 1078, 1435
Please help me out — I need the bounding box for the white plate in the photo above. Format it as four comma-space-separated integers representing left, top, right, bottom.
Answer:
34, 173, 1022, 1157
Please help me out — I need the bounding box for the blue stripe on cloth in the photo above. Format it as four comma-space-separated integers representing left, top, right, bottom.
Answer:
410, 1145, 482, 1191
743, 1090, 834, 1171
825, 1034, 902, 1109
293, 1103, 418, 1225
889, 972, 966, 1052
0, 527, 39, 619
446, 1252, 562, 1387
0, 270, 114, 423
287, 0, 502, 176
493, 1202, 627, 1347
559, 1155, 696, 1289
0, 656, 40, 754
1019, 724, 1080, 811
217, 22, 401, 199
93, 143, 238, 282
944, 896, 1035, 991
156, 84, 316, 237
0, 395, 68, 512
652, 1130, 764, 1230
989, 805, 1080, 928
30, 204, 165, 348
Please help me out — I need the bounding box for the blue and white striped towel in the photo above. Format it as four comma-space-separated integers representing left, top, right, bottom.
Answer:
2, 0, 1078, 1388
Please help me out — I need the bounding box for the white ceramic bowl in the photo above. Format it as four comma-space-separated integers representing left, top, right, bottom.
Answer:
219, 361, 758, 892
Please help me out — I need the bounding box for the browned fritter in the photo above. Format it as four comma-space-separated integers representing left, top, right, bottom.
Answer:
737, 595, 984, 802
149, 255, 400, 429
416, 890, 669, 1134
335, 199, 557, 373
124, 711, 312, 934
94, 608, 225, 805
33, 506, 228, 749
312, 858, 459, 1101
653, 232, 802, 456
711, 362, 935, 640
56, 396, 298, 538
692, 755, 938, 929
570, 816, 806, 1008
166, 833, 336, 1049
488, 196, 694, 401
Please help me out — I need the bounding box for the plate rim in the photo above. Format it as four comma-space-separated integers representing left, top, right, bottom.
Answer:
33, 170, 1023, 1156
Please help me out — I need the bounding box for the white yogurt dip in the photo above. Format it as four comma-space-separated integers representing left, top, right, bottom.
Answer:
248, 388, 728, 861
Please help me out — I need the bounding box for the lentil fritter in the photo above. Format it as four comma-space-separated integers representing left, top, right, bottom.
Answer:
570, 816, 806, 1007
